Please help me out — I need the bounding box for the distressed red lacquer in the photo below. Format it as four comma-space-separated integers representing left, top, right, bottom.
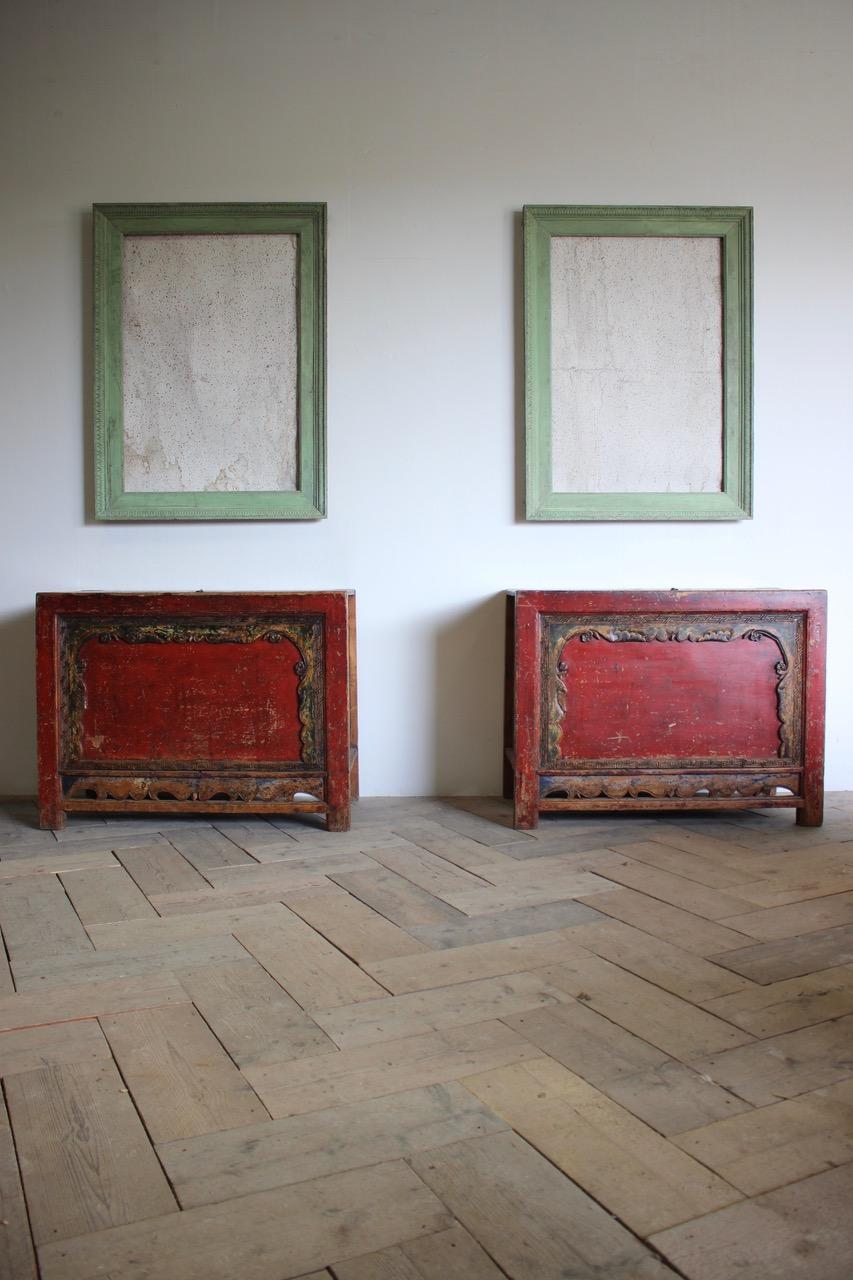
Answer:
505, 589, 827, 831
558, 634, 781, 761
76, 634, 304, 764
36, 592, 358, 832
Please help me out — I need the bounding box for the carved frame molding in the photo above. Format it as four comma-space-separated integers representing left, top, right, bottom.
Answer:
65, 773, 325, 805
539, 772, 800, 801
60, 616, 325, 770
542, 613, 804, 770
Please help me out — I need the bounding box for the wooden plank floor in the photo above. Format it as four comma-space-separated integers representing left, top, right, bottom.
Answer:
1, 795, 853, 1280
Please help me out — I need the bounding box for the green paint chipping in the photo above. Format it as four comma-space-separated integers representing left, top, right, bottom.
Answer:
93, 202, 327, 521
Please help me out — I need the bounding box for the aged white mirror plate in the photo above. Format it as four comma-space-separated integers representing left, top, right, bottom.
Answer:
122, 233, 299, 494
550, 235, 723, 495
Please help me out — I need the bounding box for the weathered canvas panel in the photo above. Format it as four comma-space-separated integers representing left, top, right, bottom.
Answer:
550, 236, 723, 494
122, 234, 298, 493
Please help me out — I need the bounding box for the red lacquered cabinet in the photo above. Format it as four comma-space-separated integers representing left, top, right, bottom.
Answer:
36, 592, 358, 831
505, 590, 827, 830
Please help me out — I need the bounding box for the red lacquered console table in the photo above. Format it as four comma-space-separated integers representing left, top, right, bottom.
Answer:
36, 592, 357, 831
504, 590, 826, 830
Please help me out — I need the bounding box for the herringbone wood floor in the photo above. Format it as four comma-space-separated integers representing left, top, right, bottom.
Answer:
2, 796, 853, 1280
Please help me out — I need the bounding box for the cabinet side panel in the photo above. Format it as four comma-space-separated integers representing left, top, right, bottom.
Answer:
798, 597, 828, 826
35, 599, 63, 828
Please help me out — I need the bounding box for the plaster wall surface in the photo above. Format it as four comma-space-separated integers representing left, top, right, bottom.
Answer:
1, 0, 851, 795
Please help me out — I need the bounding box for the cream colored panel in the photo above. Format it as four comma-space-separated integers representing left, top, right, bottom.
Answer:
122, 234, 298, 493
550, 236, 723, 494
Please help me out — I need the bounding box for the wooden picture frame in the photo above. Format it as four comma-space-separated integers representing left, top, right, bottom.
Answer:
524, 205, 753, 521
93, 202, 326, 520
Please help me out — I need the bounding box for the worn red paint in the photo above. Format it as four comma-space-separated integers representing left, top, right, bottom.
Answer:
558, 634, 781, 760
36, 592, 358, 832
77, 634, 304, 764
505, 590, 827, 831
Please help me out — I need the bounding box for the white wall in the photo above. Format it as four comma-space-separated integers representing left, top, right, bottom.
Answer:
1, 0, 851, 796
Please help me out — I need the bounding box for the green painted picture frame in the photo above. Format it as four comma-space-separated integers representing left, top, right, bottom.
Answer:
93, 202, 326, 520
524, 205, 753, 521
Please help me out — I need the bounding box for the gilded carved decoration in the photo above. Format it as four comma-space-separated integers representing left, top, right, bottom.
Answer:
542, 613, 803, 768
66, 774, 325, 804
60, 617, 324, 768
539, 773, 800, 801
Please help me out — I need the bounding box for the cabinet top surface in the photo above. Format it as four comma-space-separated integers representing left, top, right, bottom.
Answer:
507, 589, 826, 609
37, 590, 354, 603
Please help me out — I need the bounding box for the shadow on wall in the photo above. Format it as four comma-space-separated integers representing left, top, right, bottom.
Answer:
513, 209, 526, 522
432, 594, 505, 796
0, 608, 37, 797
81, 206, 95, 524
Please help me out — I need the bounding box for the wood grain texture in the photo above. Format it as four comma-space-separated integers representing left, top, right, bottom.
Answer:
211, 820, 298, 859
60, 865, 159, 924
203, 852, 375, 888
153, 829, 256, 872
242, 1021, 541, 1118
12, 934, 250, 993
368, 842, 491, 897
438, 870, 618, 916
538, 955, 754, 1058
572, 918, 751, 1002
586, 858, 753, 919
335, 1225, 505, 1279
503, 999, 668, 1081
503, 1003, 749, 1135
671, 1078, 853, 1195
158, 1082, 507, 1207
464, 1059, 741, 1233
1, 792, 851, 1280
150, 885, 322, 915
101, 1004, 268, 1141
235, 914, 387, 1010
331, 867, 470, 928
399, 1225, 506, 1279
576, 886, 754, 955
709, 924, 853, 983
282, 884, 429, 962
0, 1093, 37, 1280
700, 966, 853, 1037
0, 875, 94, 962
5, 1058, 177, 1243
0, 848, 121, 880
410, 1131, 678, 1278
85, 900, 298, 951
604, 1059, 753, 1136
38, 1160, 451, 1280
391, 821, 516, 870
0, 946, 12, 998
115, 843, 209, 896
0, 1019, 110, 1078
0, 972, 188, 1032
363, 928, 587, 994
312, 972, 569, 1049
693, 1015, 853, 1104
408, 896, 603, 949
604, 839, 763, 888
720, 891, 853, 940
174, 958, 335, 1066
650, 1163, 853, 1280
